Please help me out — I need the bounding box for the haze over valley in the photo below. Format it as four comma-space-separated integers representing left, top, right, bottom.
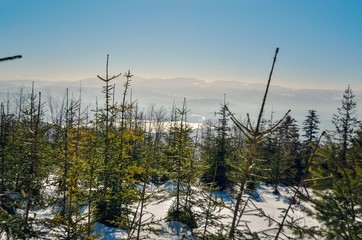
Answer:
1, 77, 358, 131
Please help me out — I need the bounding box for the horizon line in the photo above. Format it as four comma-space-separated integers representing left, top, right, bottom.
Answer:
0, 76, 357, 92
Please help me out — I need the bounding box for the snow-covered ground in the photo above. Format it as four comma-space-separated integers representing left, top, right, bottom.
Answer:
1, 182, 321, 239
92, 182, 321, 239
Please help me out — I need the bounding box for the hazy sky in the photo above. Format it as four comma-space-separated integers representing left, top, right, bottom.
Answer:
1, 0, 362, 90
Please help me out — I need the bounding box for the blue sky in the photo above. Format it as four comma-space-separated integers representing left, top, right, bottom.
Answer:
1, 0, 362, 90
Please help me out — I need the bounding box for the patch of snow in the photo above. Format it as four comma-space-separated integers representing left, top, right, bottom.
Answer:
162, 180, 187, 193
94, 223, 127, 239
211, 190, 233, 202
159, 221, 193, 239
7, 182, 321, 239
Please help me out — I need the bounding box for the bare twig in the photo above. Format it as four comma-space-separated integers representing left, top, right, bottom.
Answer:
0, 55, 22, 62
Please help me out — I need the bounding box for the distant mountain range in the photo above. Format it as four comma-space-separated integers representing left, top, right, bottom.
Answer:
1, 77, 361, 131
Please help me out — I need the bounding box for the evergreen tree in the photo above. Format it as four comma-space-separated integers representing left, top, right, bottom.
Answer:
111, 71, 145, 231
301, 110, 320, 183
302, 110, 320, 144
307, 134, 362, 239
3, 84, 51, 239
332, 85, 359, 165
257, 114, 300, 191
277, 115, 301, 185
201, 104, 232, 190
0, 91, 37, 239
95, 55, 139, 226
50, 88, 93, 239
0, 102, 12, 194
196, 117, 233, 239
96, 55, 122, 223
0, 102, 19, 238
350, 126, 362, 169
82, 110, 101, 238
166, 99, 198, 230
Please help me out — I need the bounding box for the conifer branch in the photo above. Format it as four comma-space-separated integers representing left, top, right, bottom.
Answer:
225, 105, 252, 138
0, 55, 22, 62
246, 113, 255, 133
259, 109, 291, 136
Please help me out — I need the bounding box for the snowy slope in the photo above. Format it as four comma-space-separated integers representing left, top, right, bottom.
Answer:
1, 182, 320, 239
93, 182, 321, 240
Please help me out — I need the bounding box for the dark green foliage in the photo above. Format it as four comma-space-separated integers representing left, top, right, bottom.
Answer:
201, 105, 233, 190
0, 102, 12, 193
0, 209, 38, 240
164, 99, 201, 231
95, 57, 141, 227
49, 89, 99, 239
257, 114, 301, 191
307, 135, 362, 239
300, 110, 320, 186
0, 85, 51, 239
167, 204, 198, 229
1, 57, 145, 238
332, 85, 359, 165
277, 115, 301, 185
351, 126, 362, 168
302, 110, 320, 144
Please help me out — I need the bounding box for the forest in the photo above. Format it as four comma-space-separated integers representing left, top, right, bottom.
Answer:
1, 52, 362, 239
